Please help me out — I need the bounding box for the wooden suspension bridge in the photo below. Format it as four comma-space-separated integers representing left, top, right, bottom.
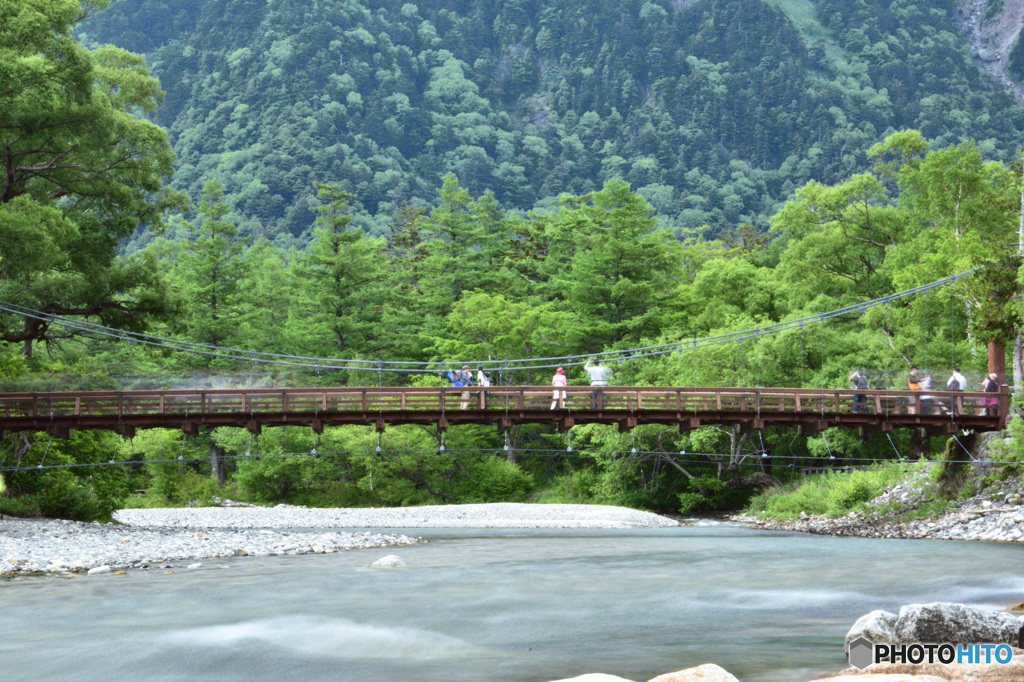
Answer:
0, 385, 1007, 439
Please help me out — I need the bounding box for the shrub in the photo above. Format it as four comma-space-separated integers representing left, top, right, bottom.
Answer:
746, 462, 913, 519
456, 457, 533, 503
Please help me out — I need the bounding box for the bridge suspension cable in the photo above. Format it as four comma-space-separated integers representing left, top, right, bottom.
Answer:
0, 268, 980, 374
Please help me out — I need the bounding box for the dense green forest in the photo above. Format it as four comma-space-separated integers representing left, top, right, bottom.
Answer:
77, 0, 1024, 244
3, 0, 1024, 521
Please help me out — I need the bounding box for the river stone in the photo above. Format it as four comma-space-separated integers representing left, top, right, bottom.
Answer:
370, 555, 405, 567
87, 565, 111, 575
845, 609, 899, 655
894, 602, 1024, 647
647, 663, 740, 681
811, 671, 946, 675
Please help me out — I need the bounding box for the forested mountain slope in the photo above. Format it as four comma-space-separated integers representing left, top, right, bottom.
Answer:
79, 0, 1024, 243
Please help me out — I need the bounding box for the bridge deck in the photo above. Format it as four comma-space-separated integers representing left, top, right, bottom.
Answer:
0, 386, 1006, 438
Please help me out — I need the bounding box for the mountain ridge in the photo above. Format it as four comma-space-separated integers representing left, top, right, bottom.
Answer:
78, 0, 1024, 244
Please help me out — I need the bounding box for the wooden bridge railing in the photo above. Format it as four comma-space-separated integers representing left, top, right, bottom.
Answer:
0, 385, 1007, 436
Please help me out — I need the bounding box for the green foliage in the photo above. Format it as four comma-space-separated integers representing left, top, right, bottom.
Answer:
983, 0, 1005, 24
747, 462, 915, 519
0, 0, 182, 354
80, 0, 1024, 240
0, 431, 129, 520
171, 179, 250, 348
234, 456, 307, 503
538, 468, 603, 504
1009, 34, 1024, 83
0, 0, 1018, 524
452, 457, 533, 503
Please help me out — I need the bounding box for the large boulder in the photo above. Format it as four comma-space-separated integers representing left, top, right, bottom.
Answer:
845, 610, 899, 655
647, 663, 739, 681
894, 603, 1024, 647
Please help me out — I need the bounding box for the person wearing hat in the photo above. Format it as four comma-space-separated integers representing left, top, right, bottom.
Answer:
550, 366, 568, 410
982, 372, 1000, 416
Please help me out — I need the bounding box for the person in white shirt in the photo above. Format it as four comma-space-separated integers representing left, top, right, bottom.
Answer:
477, 367, 492, 408
947, 367, 966, 415
584, 359, 613, 409
584, 358, 613, 386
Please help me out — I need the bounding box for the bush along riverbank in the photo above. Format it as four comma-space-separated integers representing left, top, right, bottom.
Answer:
735, 430, 1024, 541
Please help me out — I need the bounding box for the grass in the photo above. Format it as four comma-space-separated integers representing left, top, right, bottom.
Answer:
746, 461, 921, 520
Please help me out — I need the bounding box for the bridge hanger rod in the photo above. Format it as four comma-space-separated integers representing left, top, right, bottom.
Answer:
0, 268, 980, 373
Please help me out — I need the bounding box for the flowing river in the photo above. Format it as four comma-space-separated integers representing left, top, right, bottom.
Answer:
2, 521, 1022, 681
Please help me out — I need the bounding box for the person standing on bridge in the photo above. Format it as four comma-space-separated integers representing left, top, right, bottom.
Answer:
946, 366, 966, 415
550, 367, 568, 409
848, 368, 868, 414
448, 365, 474, 409
906, 367, 921, 415
585, 358, 613, 409
458, 366, 474, 409
477, 367, 492, 408
919, 372, 935, 415
981, 372, 999, 416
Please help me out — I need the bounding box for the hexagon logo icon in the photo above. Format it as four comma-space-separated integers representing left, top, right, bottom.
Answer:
848, 637, 874, 670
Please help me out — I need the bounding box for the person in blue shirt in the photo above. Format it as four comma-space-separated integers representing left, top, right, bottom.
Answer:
447, 365, 474, 408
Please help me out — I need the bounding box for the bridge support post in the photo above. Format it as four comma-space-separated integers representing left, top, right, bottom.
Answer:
738, 419, 764, 433
46, 424, 71, 439
180, 422, 199, 436
677, 418, 701, 433
617, 416, 637, 433
375, 419, 386, 433
858, 422, 893, 438
557, 417, 574, 432
311, 419, 324, 435
924, 422, 959, 438
798, 420, 828, 436
114, 424, 137, 439
246, 421, 262, 435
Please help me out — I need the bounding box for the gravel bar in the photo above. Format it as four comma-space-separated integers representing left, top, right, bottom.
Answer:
114, 502, 679, 530
1, 503, 676, 577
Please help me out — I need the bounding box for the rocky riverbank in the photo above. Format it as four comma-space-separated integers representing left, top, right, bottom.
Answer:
734, 470, 1024, 542
0, 515, 417, 577
1, 502, 676, 577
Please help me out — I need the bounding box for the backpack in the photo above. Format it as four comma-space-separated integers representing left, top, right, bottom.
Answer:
853, 373, 868, 390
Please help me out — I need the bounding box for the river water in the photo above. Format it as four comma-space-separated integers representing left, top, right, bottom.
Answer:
2, 521, 1023, 681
